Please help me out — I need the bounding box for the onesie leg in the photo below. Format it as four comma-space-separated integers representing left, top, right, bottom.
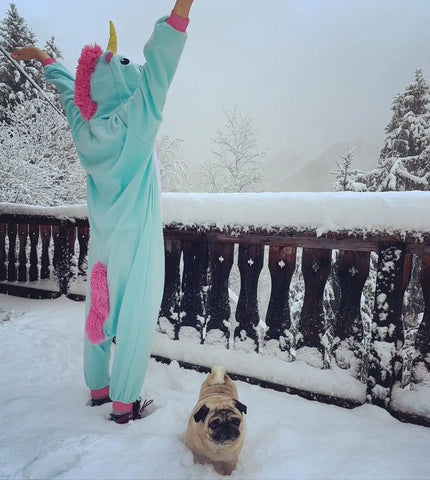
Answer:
84, 334, 113, 392
108, 230, 165, 404
109, 310, 160, 403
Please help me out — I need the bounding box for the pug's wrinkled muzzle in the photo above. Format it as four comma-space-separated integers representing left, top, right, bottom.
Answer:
211, 422, 241, 444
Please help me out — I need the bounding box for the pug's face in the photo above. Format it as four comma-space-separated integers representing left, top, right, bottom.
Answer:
194, 400, 247, 445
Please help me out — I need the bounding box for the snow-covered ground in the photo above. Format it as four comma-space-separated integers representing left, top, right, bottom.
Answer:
1, 293, 430, 480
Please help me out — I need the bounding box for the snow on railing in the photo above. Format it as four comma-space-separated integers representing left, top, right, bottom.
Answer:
1, 193, 430, 427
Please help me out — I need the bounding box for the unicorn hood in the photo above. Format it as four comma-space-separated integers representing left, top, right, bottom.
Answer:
74, 21, 142, 120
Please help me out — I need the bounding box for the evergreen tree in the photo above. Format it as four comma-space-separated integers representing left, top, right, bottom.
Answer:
363, 69, 430, 191
332, 145, 367, 192
0, 3, 43, 121
43, 36, 63, 61
41, 36, 64, 110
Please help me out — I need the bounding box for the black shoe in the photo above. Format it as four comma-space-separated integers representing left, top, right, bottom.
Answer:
109, 397, 153, 424
88, 395, 112, 407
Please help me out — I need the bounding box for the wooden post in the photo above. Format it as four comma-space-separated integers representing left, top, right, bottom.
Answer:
7, 223, 17, 282
40, 225, 52, 279
265, 245, 296, 345
77, 226, 89, 276
206, 242, 234, 341
367, 242, 406, 407
160, 238, 182, 339
52, 222, 75, 296
299, 248, 331, 348
416, 253, 430, 358
18, 223, 28, 282
236, 243, 264, 349
179, 240, 209, 342
335, 250, 370, 341
0, 223, 6, 281
52, 225, 61, 276
29, 224, 39, 282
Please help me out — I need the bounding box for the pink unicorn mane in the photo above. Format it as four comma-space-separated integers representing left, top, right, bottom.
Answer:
74, 44, 103, 120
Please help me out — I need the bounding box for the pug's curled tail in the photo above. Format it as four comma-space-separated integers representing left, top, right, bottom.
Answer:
208, 365, 226, 385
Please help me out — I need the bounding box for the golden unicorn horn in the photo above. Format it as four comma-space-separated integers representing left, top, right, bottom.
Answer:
107, 21, 117, 54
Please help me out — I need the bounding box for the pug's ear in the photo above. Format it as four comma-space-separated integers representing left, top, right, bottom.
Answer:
194, 405, 210, 423
234, 400, 247, 415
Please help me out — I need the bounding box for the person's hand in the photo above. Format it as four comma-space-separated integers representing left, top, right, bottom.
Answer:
172, 0, 194, 19
11, 46, 49, 62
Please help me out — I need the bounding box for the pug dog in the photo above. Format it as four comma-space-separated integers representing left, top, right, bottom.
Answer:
186, 366, 247, 475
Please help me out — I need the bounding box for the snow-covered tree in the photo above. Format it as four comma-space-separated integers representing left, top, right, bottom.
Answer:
155, 135, 189, 192
0, 98, 86, 205
41, 36, 65, 107
0, 3, 41, 122
0, 4, 76, 206
201, 106, 266, 192
41, 36, 64, 112
43, 36, 63, 61
332, 145, 367, 192
0, 4, 64, 122
361, 69, 430, 191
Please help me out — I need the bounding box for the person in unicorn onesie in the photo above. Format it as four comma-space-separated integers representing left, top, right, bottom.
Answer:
12, 0, 195, 424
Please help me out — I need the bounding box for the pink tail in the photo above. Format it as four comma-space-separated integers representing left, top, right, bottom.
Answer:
86, 261, 109, 344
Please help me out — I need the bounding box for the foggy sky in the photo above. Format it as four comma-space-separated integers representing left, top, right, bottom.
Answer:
7, 0, 430, 190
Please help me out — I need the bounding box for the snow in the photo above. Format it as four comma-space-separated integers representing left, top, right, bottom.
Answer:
391, 383, 430, 419
1, 190, 430, 236
2, 293, 430, 480
152, 330, 366, 403
162, 191, 430, 235
0, 202, 88, 220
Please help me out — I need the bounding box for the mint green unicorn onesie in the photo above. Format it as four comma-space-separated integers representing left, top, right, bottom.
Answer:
43, 17, 187, 407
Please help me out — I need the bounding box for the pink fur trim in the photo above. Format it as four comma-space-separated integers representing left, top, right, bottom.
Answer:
86, 261, 110, 344
74, 44, 103, 120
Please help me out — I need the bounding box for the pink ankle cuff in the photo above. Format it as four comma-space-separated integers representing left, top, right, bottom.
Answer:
91, 386, 110, 398
113, 401, 133, 412
166, 10, 190, 32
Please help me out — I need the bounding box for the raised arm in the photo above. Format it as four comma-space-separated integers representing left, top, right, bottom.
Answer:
11, 46, 81, 127
126, 1, 195, 144
12, 45, 74, 97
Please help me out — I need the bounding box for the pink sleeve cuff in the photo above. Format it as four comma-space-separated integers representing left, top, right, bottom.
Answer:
166, 10, 190, 32
42, 58, 57, 67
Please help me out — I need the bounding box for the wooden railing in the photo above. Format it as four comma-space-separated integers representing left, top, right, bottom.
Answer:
1, 202, 429, 427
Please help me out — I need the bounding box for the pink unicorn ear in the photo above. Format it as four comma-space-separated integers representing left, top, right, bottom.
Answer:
74, 44, 103, 120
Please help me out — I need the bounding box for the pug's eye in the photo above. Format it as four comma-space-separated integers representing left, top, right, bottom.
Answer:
230, 417, 241, 426
209, 419, 221, 429
120, 58, 130, 65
